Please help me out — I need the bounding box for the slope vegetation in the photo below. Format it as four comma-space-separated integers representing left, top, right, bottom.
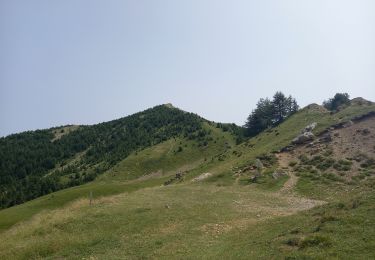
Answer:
0, 99, 374, 259
0, 105, 242, 208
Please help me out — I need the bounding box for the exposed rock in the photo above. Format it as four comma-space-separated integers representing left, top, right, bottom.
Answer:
343, 120, 354, 128
251, 169, 261, 183
164, 172, 185, 185
192, 172, 212, 182
305, 104, 328, 113
361, 128, 371, 135
306, 142, 315, 148
302, 122, 317, 133
175, 172, 183, 179
255, 159, 264, 171
291, 122, 318, 145
242, 165, 255, 172
272, 170, 287, 179
292, 131, 315, 144
319, 133, 332, 143
280, 145, 294, 152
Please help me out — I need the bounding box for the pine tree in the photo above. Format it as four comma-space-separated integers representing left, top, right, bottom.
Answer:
245, 92, 299, 137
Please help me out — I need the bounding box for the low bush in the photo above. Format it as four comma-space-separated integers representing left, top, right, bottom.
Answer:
299, 235, 332, 248
333, 160, 352, 171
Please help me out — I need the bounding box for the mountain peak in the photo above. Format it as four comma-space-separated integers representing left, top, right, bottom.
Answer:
163, 103, 175, 109
351, 97, 373, 106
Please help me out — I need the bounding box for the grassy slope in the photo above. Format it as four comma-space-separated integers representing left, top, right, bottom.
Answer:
98, 122, 236, 182
187, 101, 375, 180
0, 183, 326, 259
0, 101, 374, 259
0, 123, 235, 232
1, 178, 373, 259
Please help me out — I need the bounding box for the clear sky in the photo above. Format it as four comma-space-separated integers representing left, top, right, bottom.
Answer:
1, 0, 374, 137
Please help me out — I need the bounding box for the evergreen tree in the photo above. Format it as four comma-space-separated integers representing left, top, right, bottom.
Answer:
245, 92, 299, 137
272, 92, 288, 125
323, 93, 350, 111
245, 98, 273, 136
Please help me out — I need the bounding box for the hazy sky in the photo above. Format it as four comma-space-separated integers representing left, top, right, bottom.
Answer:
1, 0, 374, 137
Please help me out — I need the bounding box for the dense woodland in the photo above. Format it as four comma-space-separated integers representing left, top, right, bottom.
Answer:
0, 105, 208, 208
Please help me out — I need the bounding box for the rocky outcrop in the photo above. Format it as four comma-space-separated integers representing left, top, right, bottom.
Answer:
303, 122, 317, 133
292, 132, 315, 144
292, 123, 317, 145
343, 120, 354, 128
272, 170, 287, 179
319, 132, 332, 143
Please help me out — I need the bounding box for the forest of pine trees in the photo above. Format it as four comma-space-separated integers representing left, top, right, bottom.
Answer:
0, 105, 207, 208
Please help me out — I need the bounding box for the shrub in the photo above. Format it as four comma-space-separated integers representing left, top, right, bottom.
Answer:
360, 158, 375, 169
333, 160, 352, 171
300, 235, 332, 248
299, 154, 309, 164
256, 153, 277, 167
285, 237, 301, 247
323, 93, 350, 111
288, 161, 298, 167
322, 172, 342, 182
317, 158, 335, 171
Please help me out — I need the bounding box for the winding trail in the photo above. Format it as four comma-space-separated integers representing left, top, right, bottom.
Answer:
275, 152, 326, 208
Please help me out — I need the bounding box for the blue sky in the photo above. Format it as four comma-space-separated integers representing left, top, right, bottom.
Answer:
1, 0, 374, 136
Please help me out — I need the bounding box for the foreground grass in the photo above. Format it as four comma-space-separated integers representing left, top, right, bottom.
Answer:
0, 183, 316, 259
0, 180, 374, 259
0, 177, 167, 232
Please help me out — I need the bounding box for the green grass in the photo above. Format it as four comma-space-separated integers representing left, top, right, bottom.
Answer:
98, 122, 236, 182
0, 177, 167, 232
0, 184, 290, 259
0, 123, 236, 232
1, 178, 374, 259
0, 102, 374, 259
204, 171, 236, 186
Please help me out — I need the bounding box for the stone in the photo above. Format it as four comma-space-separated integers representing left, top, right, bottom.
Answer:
319, 133, 332, 143
362, 128, 370, 135
292, 131, 315, 144
272, 170, 286, 179
255, 159, 263, 170
280, 145, 294, 152
306, 142, 315, 148
343, 120, 354, 128
302, 122, 317, 133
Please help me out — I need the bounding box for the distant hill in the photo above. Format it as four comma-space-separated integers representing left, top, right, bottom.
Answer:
0, 104, 243, 208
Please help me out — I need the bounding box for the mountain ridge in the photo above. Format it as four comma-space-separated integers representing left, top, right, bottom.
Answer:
0, 96, 375, 259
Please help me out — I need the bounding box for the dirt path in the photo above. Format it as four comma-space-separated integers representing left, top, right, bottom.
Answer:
234, 174, 241, 185
276, 153, 326, 208
276, 153, 298, 193
279, 172, 298, 193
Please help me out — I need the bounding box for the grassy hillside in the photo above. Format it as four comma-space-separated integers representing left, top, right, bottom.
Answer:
0, 173, 373, 259
0, 122, 236, 231
0, 105, 243, 208
0, 99, 374, 259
